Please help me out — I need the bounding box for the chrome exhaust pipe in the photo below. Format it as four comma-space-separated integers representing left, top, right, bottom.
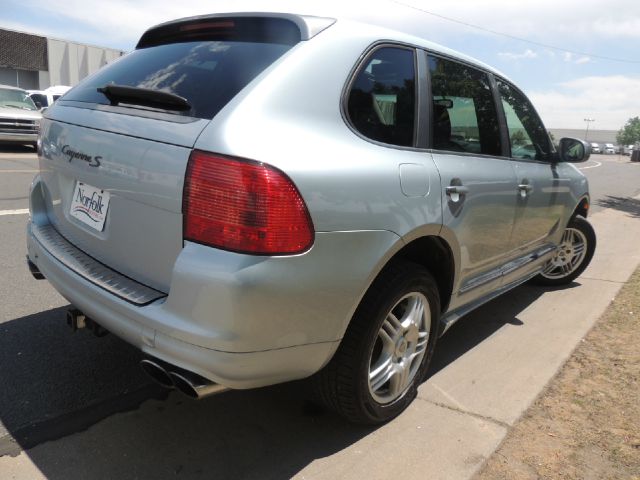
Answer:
139, 359, 175, 389
168, 370, 228, 399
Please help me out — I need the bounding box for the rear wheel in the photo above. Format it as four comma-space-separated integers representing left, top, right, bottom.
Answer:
312, 260, 440, 424
533, 215, 596, 286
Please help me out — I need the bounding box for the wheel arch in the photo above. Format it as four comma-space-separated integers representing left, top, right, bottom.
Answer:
573, 195, 590, 219
380, 235, 455, 314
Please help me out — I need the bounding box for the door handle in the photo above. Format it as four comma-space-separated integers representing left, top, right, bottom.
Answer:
446, 186, 469, 195
445, 185, 469, 203
518, 184, 533, 198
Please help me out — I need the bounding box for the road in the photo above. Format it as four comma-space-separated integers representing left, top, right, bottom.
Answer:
580, 155, 640, 214
1, 148, 639, 479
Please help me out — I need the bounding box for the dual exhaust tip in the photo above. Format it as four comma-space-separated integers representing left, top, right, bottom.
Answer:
65, 306, 226, 400
140, 358, 228, 400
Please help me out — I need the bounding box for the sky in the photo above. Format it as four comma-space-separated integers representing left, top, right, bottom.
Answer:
2, 0, 639, 130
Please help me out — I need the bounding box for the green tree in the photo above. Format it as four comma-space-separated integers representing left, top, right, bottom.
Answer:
616, 117, 640, 145
510, 129, 527, 146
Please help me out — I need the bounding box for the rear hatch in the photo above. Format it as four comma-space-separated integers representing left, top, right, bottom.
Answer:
37, 16, 302, 292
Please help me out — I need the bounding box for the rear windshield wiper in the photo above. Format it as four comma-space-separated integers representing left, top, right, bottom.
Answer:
97, 84, 192, 112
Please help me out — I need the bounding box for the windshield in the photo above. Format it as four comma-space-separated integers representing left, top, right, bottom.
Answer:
0, 88, 38, 111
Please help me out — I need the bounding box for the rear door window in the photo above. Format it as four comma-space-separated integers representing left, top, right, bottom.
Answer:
428, 56, 502, 156
347, 46, 416, 147
63, 19, 300, 120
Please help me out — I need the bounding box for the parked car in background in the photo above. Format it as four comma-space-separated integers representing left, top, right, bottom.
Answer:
623, 144, 635, 156
28, 85, 72, 110
603, 143, 615, 154
590, 142, 601, 154
26, 11, 596, 424
0, 84, 41, 148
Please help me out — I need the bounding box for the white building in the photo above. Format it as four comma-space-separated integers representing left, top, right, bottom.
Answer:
0, 27, 124, 90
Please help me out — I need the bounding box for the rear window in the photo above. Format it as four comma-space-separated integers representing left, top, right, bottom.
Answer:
64, 29, 297, 119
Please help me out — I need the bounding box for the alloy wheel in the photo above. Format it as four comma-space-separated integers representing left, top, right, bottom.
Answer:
368, 292, 431, 404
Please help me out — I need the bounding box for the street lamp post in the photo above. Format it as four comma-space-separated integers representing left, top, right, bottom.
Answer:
584, 118, 595, 141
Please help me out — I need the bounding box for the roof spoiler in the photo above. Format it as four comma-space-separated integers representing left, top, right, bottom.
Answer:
136, 13, 336, 49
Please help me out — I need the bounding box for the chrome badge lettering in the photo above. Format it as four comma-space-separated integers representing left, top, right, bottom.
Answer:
61, 145, 102, 167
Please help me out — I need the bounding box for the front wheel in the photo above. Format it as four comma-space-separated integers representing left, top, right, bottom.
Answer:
533, 215, 596, 286
312, 260, 440, 424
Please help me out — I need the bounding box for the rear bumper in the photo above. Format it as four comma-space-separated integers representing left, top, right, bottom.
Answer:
27, 218, 400, 389
27, 222, 340, 388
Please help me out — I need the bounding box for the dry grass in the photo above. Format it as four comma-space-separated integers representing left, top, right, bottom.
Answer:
475, 269, 640, 480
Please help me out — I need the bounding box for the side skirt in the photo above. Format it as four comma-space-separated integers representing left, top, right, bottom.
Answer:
439, 267, 544, 337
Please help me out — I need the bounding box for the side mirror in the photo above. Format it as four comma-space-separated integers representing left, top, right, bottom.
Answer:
558, 137, 590, 163
34, 100, 43, 109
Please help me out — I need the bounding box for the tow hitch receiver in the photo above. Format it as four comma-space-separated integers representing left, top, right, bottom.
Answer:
66, 308, 109, 337
66, 308, 86, 331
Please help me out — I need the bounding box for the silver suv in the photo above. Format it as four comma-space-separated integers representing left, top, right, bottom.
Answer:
26, 12, 596, 424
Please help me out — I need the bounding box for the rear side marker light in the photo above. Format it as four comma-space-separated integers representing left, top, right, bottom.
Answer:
183, 151, 315, 255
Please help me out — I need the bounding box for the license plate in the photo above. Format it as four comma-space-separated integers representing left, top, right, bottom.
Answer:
69, 182, 110, 231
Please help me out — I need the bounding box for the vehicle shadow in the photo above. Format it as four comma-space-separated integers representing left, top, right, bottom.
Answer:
427, 282, 581, 376
0, 306, 166, 454
596, 195, 640, 218
2, 282, 576, 479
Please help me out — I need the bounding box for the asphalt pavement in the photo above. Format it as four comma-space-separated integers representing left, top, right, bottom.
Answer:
1, 148, 639, 479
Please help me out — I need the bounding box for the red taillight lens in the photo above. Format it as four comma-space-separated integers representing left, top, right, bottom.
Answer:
183, 151, 314, 255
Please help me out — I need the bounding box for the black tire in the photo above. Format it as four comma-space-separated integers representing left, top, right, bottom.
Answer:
311, 260, 440, 424
532, 215, 596, 286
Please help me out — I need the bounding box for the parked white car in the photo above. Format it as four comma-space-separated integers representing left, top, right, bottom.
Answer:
590, 143, 601, 154
604, 143, 615, 154
623, 144, 635, 156
28, 85, 71, 110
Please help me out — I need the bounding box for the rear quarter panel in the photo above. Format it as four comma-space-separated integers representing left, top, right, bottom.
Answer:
194, 21, 443, 238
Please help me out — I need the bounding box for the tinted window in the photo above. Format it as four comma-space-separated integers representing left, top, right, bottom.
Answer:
428, 56, 501, 156
347, 47, 416, 147
497, 80, 552, 161
63, 40, 294, 120
30, 93, 48, 108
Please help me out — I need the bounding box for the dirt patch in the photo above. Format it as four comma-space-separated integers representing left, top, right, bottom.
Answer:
475, 269, 640, 480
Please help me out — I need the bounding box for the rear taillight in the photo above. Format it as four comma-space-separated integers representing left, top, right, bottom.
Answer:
183, 150, 314, 255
